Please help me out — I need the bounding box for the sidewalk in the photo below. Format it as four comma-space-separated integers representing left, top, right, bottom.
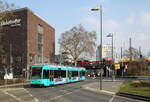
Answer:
83, 79, 124, 95
0, 81, 29, 89
83, 78, 150, 101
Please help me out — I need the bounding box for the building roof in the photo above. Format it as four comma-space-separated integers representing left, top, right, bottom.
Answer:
3, 7, 54, 30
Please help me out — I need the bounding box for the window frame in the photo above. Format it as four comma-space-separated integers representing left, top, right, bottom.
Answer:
38, 24, 44, 34
29, 54, 35, 63
38, 44, 43, 54
38, 34, 43, 44
43, 70, 49, 79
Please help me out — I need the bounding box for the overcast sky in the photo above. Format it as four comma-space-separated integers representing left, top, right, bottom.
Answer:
6, 0, 150, 59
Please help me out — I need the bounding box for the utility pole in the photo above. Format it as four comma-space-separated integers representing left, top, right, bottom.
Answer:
129, 38, 132, 61
129, 38, 132, 75
121, 47, 123, 77
139, 46, 142, 58
100, 5, 103, 90
91, 5, 103, 90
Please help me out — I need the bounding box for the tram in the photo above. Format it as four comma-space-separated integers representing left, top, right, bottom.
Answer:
30, 64, 86, 86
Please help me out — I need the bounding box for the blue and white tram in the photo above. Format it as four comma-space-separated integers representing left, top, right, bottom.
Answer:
30, 64, 86, 86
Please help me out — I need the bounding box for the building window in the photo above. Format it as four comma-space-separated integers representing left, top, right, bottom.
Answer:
38, 44, 43, 53
29, 54, 35, 63
38, 24, 43, 34
44, 57, 49, 63
1, 55, 6, 64
38, 55, 42, 63
38, 34, 43, 43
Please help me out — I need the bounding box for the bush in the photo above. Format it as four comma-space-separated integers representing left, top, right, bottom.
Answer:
132, 80, 150, 87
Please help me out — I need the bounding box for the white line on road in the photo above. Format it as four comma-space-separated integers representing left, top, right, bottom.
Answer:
2, 90, 26, 102
109, 95, 115, 102
34, 98, 39, 102
23, 88, 40, 102
44, 89, 80, 102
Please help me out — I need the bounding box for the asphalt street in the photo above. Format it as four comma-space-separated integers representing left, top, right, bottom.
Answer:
0, 79, 145, 102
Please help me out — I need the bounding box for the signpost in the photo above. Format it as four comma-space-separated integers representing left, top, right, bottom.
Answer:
100, 68, 104, 90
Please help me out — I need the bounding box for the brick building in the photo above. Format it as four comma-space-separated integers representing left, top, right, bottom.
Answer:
0, 8, 55, 78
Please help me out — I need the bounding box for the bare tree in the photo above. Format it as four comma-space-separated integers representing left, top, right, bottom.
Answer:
0, 0, 15, 58
59, 25, 97, 64
0, 0, 15, 78
123, 47, 140, 59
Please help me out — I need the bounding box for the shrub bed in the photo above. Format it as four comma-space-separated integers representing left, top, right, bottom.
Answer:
119, 81, 150, 97
132, 80, 150, 87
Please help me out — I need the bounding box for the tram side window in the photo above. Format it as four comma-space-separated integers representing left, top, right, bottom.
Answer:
61, 70, 66, 77
82, 71, 85, 76
54, 70, 66, 78
72, 71, 78, 77
43, 70, 49, 79
54, 70, 59, 78
80, 71, 82, 76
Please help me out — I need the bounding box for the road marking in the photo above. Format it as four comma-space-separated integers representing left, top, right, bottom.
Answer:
2, 90, 26, 102
23, 88, 40, 102
34, 98, 39, 102
109, 95, 115, 102
44, 89, 79, 102
1, 88, 40, 102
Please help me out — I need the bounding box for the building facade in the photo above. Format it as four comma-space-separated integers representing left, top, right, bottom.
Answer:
0, 8, 55, 78
96, 44, 115, 61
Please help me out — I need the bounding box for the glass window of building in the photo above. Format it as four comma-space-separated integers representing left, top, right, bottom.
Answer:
44, 57, 49, 63
38, 44, 43, 53
38, 24, 43, 34
38, 55, 42, 63
38, 34, 42, 43
29, 54, 35, 63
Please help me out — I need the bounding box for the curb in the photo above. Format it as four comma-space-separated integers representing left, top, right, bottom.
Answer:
0, 82, 29, 88
117, 92, 150, 102
81, 86, 115, 95
82, 85, 150, 102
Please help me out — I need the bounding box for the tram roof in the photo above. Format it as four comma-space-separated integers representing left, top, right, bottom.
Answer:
31, 64, 85, 71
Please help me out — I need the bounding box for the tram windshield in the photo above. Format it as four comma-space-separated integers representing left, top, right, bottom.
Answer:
31, 67, 42, 79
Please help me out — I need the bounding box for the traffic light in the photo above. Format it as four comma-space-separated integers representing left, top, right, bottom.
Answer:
103, 58, 106, 66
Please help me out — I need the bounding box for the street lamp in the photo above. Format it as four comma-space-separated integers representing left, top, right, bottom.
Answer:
107, 33, 115, 80
91, 5, 102, 61
91, 5, 103, 90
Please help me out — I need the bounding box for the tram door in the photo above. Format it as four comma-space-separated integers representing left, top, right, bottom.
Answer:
50, 70, 54, 82
66, 70, 68, 83
78, 71, 80, 80
69, 71, 72, 80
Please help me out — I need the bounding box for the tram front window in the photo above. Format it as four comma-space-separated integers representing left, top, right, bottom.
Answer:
32, 67, 42, 79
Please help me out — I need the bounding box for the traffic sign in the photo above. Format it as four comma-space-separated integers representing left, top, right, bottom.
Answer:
115, 64, 120, 70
